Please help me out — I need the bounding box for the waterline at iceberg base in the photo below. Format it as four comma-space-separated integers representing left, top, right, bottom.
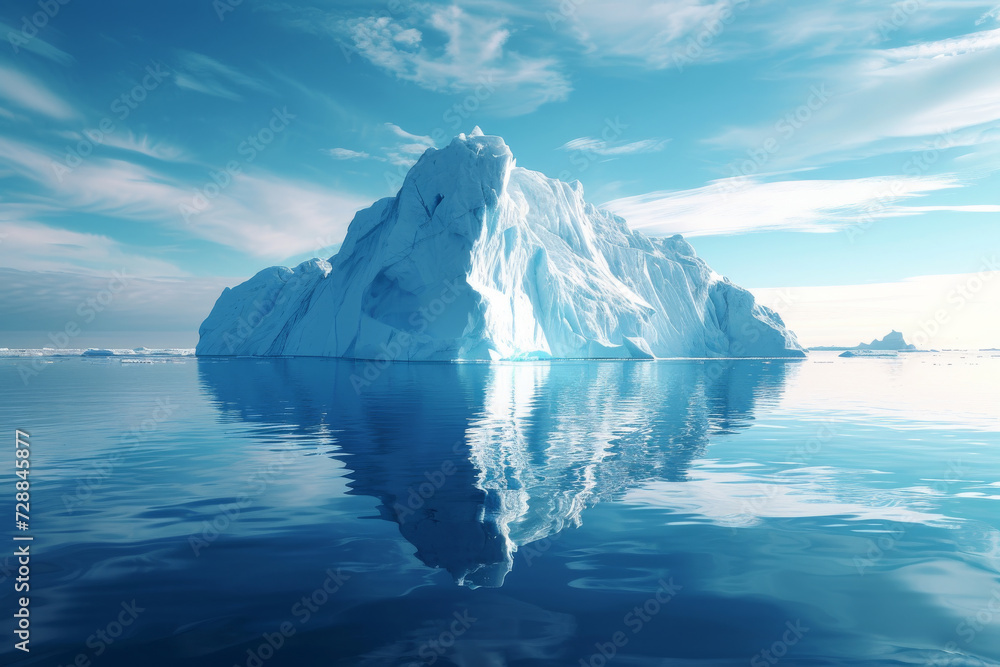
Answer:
197, 129, 804, 360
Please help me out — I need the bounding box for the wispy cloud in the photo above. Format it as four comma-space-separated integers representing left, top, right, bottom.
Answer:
0, 220, 186, 276
173, 51, 272, 101
344, 5, 570, 114
85, 132, 188, 162
316, 122, 440, 170
0, 22, 73, 65
0, 135, 66, 180
0, 136, 371, 259
381, 122, 435, 166
976, 4, 1000, 25
385, 122, 435, 148
707, 27, 1000, 169
322, 147, 374, 160
194, 173, 371, 257
556, 0, 1000, 69
558, 0, 740, 69
0, 63, 75, 120
559, 136, 669, 156
878, 27, 1000, 60
602, 174, 996, 237
735, 1, 1000, 53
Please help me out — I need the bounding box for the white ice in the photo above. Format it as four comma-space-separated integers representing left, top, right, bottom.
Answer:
197, 131, 804, 359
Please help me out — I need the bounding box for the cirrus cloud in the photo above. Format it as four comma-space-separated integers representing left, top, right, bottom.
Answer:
344, 5, 570, 115
559, 136, 670, 156
602, 174, 999, 237
0, 63, 75, 120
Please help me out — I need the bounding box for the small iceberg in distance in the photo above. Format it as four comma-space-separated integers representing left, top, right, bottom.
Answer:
82, 348, 117, 357
838, 349, 899, 358
855, 330, 916, 351
813, 330, 917, 354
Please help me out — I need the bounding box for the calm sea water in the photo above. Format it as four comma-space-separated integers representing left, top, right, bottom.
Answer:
1, 353, 999, 666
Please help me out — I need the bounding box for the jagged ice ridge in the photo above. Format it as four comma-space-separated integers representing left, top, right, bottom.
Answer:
197, 129, 804, 360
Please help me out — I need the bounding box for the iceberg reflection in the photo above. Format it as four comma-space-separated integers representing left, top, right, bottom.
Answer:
198, 357, 794, 587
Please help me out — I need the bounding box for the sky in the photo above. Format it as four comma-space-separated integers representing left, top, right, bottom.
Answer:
0, 0, 998, 348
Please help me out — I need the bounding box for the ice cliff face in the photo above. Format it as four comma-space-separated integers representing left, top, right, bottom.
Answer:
197, 129, 804, 359
857, 330, 916, 351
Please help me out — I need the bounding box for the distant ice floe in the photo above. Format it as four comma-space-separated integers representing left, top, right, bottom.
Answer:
0, 347, 195, 357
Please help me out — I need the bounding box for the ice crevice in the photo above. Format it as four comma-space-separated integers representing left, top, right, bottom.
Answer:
197, 131, 804, 360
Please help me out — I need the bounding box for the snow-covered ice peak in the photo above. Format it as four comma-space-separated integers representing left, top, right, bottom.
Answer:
197, 130, 805, 360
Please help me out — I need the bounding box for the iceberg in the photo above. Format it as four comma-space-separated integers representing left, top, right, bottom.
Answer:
838, 349, 898, 358
197, 129, 804, 360
856, 330, 916, 351
811, 330, 917, 353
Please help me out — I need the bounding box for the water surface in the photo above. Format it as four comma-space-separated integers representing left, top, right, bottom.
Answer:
1, 353, 999, 665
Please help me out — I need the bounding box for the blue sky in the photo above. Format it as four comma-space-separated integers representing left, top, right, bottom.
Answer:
1, 0, 998, 347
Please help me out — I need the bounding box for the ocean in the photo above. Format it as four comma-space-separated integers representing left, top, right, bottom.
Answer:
1, 352, 998, 666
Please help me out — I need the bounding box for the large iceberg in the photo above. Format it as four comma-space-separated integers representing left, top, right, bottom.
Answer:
197, 129, 804, 359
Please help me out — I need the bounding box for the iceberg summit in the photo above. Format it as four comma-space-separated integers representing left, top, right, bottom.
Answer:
197, 129, 805, 360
